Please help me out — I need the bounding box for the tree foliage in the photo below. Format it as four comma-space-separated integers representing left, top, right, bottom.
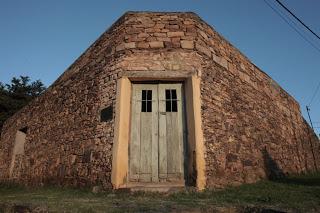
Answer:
0, 76, 46, 131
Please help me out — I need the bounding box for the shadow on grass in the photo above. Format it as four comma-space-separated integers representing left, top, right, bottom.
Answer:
262, 147, 320, 187
274, 173, 320, 187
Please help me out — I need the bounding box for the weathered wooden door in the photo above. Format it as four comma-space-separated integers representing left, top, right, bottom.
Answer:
129, 83, 185, 184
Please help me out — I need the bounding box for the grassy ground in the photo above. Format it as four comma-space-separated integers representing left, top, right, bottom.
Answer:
0, 173, 320, 212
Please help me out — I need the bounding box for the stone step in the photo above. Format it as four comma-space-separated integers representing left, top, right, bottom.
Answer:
125, 182, 189, 192
129, 186, 186, 193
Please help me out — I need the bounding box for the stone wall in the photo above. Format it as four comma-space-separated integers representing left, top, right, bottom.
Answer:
0, 12, 319, 188
0, 14, 125, 187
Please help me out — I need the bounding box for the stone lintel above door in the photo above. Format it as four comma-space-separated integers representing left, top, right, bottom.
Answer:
122, 70, 197, 81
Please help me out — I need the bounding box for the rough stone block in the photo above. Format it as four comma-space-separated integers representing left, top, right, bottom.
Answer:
156, 37, 171, 42
154, 23, 165, 29
137, 42, 150, 48
181, 40, 194, 49
115, 44, 125, 52
212, 54, 227, 70
164, 41, 180, 48
146, 37, 157, 42
124, 42, 136, 49
149, 41, 164, 48
195, 43, 211, 57
167, 31, 185, 37
153, 32, 167, 37
183, 20, 194, 25
166, 24, 179, 30
137, 33, 149, 38
199, 30, 209, 40
126, 27, 141, 35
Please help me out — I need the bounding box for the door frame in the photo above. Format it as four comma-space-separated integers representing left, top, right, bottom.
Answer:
128, 82, 186, 185
111, 71, 206, 190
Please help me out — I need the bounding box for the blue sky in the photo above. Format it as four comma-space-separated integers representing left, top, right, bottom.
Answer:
0, 0, 319, 135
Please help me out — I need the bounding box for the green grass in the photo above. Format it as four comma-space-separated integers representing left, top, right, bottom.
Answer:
1, 172, 320, 212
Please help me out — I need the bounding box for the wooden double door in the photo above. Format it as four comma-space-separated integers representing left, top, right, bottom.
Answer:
129, 83, 185, 183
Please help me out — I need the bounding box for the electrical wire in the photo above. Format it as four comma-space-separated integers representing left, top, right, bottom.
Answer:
275, 0, 320, 41
264, 0, 320, 117
263, 0, 320, 53
308, 82, 320, 106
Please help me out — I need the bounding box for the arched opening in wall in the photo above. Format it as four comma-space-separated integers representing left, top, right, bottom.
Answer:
9, 127, 28, 178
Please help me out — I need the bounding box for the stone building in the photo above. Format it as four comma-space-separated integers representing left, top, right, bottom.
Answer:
0, 12, 319, 190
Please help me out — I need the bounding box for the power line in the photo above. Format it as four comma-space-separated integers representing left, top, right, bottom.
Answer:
275, 0, 320, 41
308, 81, 320, 106
306, 106, 315, 130
263, 0, 320, 53
264, 0, 320, 107
272, 0, 320, 107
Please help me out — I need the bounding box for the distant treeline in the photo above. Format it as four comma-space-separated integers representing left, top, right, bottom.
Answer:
0, 76, 46, 131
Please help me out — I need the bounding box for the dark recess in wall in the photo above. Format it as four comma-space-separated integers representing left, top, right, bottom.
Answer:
100, 106, 113, 122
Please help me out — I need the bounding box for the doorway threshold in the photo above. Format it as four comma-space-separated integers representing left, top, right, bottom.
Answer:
125, 182, 186, 192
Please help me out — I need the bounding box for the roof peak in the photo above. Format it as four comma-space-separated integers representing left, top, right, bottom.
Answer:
119, 11, 200, 19
123, 11, 198, 15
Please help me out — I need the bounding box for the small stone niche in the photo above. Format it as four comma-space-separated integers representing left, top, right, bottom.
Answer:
9, 127, 28, 177
19, 127, 28, 134
100, 106, 113, 122
13, 127, 28, 155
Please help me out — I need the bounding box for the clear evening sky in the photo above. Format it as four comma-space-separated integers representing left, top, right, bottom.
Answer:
0, 0, 319, 135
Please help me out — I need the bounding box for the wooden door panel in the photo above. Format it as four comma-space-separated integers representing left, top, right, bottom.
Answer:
151, 87, 159, 182
158, 84, 184, 181
140, 113, 152, 179
158, 83, 167, 180
129, 84, 158, 182
129, 86, 141, 181
167, 112, 180, 174
129, 83, 184, 184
